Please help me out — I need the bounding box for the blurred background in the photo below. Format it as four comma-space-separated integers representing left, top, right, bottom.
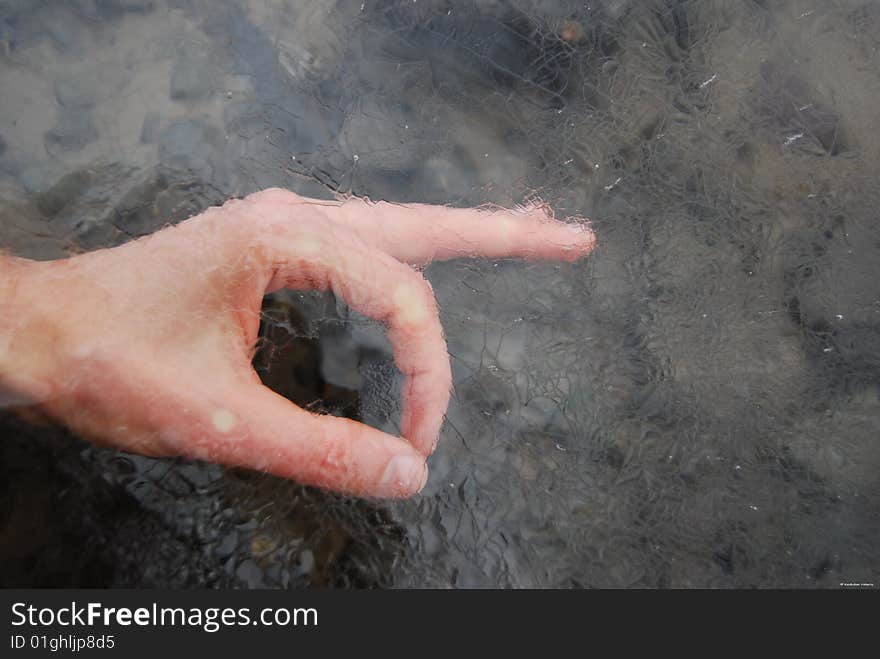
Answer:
0, 0, 878, 588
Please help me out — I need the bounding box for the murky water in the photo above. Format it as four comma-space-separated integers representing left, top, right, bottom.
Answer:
1, 0, 878, 588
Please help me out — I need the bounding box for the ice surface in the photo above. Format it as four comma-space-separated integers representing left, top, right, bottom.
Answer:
0, 0, 878, 587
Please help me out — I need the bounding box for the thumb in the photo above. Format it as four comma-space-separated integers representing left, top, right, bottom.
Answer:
175, 381, 429, 498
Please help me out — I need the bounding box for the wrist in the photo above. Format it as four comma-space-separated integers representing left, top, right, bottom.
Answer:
0, 254, 57, 408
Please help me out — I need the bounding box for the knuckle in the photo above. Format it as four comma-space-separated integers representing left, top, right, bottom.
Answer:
246, 187, 298, 204
391, 268, 437, 330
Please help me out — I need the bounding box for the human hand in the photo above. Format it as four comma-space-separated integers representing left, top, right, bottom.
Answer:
0, 189, 594, 497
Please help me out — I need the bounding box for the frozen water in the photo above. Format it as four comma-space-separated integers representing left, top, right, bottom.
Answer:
0, 0, 878, 588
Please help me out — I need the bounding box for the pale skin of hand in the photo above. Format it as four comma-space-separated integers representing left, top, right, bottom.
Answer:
0, 189, 595, 498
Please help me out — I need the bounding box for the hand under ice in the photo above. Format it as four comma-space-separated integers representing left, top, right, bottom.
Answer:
0, 189, 595, 497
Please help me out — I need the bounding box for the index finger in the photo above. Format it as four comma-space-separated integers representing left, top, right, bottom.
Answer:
249, 189, 596, 266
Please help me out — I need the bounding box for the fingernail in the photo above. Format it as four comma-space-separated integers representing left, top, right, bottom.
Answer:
566, 220, 592, 235
0, 374, 52, 408
567, 223, 596, 249
379, 455, 428, 496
